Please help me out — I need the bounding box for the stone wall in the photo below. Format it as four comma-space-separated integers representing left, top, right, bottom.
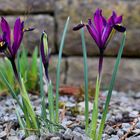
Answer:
0, 0, 140, 91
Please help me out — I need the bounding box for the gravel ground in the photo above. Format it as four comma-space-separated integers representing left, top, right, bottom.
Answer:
0, 90, 140, 140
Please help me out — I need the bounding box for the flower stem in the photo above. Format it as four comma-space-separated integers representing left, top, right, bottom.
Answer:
10, 58, 21, 85
98, 51, 104, 81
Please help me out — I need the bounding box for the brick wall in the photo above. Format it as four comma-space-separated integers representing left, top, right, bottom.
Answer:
0, 0, 140, 91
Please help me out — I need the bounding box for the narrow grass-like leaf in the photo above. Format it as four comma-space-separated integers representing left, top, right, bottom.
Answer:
55, 17, 70, 123
31, 47, 38, 75
0, 71, 23, 110
48, 81, 54, 132
15, 106, 29, 136
15, 104, 25, 129
97, 32, 126, 140
90, 76, 100, 139
80, 27, 89, 132
28, 47, 38, 89
20, 46, 28, 79
20, 78, 38, 129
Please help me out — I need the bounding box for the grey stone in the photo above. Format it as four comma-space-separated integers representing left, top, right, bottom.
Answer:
25, 135, 38, 140
122, 123, 131, 132
0, 131, 7, 139
136, 122, 140, 129
105, 125, 115, 135
50, 137, 60, 140
72, 131, 87, 140
109, 135, 119, 140
102, 134, 111, 140
73, 127, 84, 134
117, 130, 124, 138
63, 128, 73, 139
129, 111, 139, 118
39, 135, 47, 140
115, 113, 123, 121
8, 136, 19, 140
126, 137, 140, 140
9, 129, 16, 136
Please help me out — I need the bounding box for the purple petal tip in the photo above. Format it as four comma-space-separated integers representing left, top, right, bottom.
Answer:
73, 23, 85, 31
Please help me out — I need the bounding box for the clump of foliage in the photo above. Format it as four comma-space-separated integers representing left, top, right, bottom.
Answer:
0, 46, 39, 94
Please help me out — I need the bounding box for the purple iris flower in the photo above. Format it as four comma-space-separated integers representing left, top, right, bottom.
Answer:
40, 31, 51, 83
73, 8, 126, 78
0, 17, 33, 82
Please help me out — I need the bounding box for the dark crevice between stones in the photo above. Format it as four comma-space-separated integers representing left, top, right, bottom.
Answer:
0, 11, 54, 16
63, 58, 69, 84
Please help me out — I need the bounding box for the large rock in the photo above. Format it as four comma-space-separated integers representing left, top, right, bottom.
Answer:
55, 0, 140, 57
0, 0, 54, 14
66, 57, 140, 91
0, 15, 55, 54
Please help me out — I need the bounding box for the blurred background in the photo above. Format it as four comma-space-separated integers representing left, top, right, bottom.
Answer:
0, 0, 140, 91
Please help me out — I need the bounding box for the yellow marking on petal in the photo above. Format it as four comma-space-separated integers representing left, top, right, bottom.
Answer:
0, 41, 5, 47
23, 28, 27, 32
105, 29, 116, 47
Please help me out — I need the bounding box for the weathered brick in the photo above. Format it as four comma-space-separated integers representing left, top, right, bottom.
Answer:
67, 57, 140, 91
0, 0, 54, 14
55, 0, 140, 56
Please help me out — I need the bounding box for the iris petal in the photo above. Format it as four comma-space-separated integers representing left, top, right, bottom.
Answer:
12, 18, 24, 57
86, 24, 101, 48
40, 32, 47, 65
101, 24, 112, 47
73, 23, 85, 31
115, 16, 122, 24
113, 25, 126, 32
1, 17, 11, 46
94, 9, 104, 36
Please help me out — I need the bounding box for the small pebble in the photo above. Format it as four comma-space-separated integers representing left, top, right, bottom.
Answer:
9, 129, 16, 136
8, 136, 19, 140
115, 113, 123, 121
105, 125, 115, 135
109, 135, 119, 140
129, 111, 139, 118
25, 135, 38, 140
63, 128, 73, 139
102, 134, 110, 140
72, 131, 84, 140
136, 122, 140, 129
50, 137, 60, 140
0, 131, 7, 139
117, 130, 124, 138
121, 123, 131, 132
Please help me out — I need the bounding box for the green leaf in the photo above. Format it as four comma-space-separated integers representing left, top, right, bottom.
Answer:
20, 46, 28, 79
90, 76, 100, 139
55, 16, 70, 123
27, 47, 38, 90
48, 81, 55, 132
97, 32, 126, 140
0, 71, 23, 110
20, 78, 38, 129
80, 27, 89, 132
